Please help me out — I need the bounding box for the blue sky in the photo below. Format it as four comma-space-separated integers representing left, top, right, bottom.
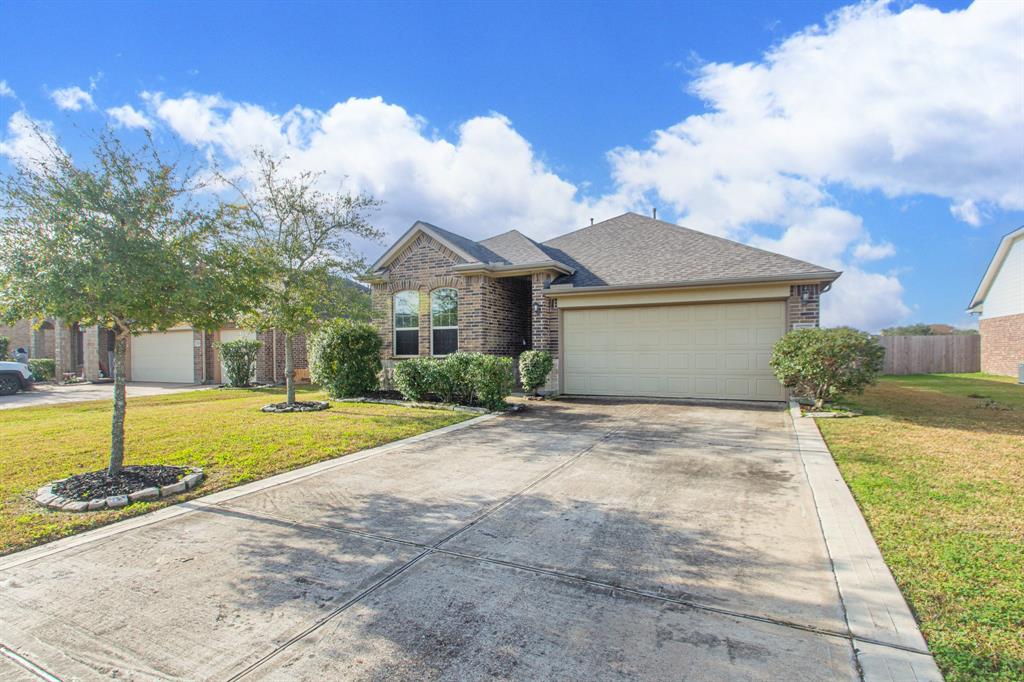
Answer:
2, 0, 1022, 330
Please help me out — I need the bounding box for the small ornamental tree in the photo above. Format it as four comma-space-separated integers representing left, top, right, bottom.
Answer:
769, 327, 885, 409
215, 339, 262, 387
519, 350, 553, 396
221, 149, 383, 405
0, 130, 261, 476
308, 319, 382, 398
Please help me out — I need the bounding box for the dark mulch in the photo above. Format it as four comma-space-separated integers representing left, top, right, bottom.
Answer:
52, 465, 187, 501
261, 400, 330, 413
360, 390, 406, 401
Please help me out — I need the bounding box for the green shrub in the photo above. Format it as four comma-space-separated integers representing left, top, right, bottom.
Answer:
214, 338, 262, 387
308, 319, 382, 398
0, 336, 8, 360
469, 354, 515, 411
519, 350, 553, 395
435, 352, 479, 404
28, 358, 55, 381
393, 356, 439, 402
770, 327, 885, 409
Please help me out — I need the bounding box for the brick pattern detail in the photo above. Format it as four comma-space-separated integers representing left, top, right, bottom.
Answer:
531, 273, 559, 353
370, 233, 534, 360
0, 319, 56, 359
786, 284, 821, 330
254, 330, 310, 384
980, 313, 1024, 377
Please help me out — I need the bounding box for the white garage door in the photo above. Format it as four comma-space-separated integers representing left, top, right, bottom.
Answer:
130, 330, 195, 383
218, 329, 257, 382
563, 301, 786, 401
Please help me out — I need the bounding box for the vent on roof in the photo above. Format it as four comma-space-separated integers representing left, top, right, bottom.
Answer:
652, 207, 657, 220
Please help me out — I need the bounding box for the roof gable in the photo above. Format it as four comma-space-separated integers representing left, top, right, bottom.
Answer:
968, 225, 1024, 312
369, 221, 499, 272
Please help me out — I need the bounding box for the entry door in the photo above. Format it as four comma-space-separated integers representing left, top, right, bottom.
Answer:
562, 301, 786, 400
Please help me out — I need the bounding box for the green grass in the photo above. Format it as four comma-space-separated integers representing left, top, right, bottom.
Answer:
0, 386, 471, 556
817, 373, 1023, 680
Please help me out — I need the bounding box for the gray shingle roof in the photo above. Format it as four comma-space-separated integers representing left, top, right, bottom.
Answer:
478, 230, 551, 264
417, 221, 504, 264
392, 213, 838, 287
541, 213, 838, 287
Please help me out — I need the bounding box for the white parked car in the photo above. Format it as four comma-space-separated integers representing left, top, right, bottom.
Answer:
0, 361, 33, 395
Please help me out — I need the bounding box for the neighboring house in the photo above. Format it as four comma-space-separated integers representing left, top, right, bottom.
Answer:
968, 226, 1024, 377
363, 212, 840, 401
0, 321, 309, 385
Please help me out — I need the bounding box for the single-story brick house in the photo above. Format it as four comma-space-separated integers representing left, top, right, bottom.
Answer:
363, 212, 840, 401
968, 225, 1024, 377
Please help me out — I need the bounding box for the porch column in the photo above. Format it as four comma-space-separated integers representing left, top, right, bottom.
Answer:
83, 325, 102, 381
530, 273, 558, 353
54, 319, 74, 381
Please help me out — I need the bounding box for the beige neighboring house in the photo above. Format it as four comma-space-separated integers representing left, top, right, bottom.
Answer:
968, 226, 1024, 377
364, 212, 841, 401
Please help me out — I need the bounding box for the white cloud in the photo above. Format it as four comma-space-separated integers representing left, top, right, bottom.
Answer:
0, 111, 62, 168
145, 92, 620, 241
950, 198, 981, 227
106, 104, 152, 129
0, 80, 14, 98
852, 240, 896, 261
50, 85, 95, 111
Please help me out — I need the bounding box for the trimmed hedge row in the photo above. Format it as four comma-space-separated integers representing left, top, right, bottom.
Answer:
393, 352, 515, 411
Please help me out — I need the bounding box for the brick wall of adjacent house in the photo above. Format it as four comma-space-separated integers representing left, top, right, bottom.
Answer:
370, 233, 531, 360
0, 319, 56, 359
786, 284, 821, 330
253, 330, 309, 384
980, 313, 1024, 377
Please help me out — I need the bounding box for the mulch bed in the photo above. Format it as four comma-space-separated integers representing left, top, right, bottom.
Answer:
52, 465, 188, 501
261, 401, 330, 413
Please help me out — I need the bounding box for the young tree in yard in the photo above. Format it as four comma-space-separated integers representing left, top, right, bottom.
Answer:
222, 150, 382, 405
0, 130, 260, 476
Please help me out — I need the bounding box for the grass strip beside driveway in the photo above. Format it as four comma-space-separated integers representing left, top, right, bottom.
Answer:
817, 374, 1023, 681
1, 386, 471, 556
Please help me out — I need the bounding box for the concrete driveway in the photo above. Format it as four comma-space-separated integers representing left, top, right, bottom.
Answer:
0, 399, 921, 680
0, 382, 208, 410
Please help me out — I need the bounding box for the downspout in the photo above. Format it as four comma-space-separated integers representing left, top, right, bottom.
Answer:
201, 332, 207, 384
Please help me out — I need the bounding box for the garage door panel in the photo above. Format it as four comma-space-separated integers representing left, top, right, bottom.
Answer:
563, 301, 785, 401
131, 331, 195, 383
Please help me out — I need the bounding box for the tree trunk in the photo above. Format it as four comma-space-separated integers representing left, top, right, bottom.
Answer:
284, 332, 296, 404
108, 333, 128, 476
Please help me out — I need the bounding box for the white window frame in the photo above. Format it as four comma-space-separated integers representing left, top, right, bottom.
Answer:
393, 290, 420, 357
430, 287, 459, 356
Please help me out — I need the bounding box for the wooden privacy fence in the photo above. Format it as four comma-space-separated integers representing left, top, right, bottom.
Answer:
878, 335, 980, 375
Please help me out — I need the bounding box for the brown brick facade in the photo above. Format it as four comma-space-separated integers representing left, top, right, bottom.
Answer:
786, 284, 821, 330
980, 313, 1024, 377
254, 330, 309, 384
370, 233, 540, 360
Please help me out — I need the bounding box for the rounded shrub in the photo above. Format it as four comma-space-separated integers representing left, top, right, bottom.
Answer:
0, 336, 9, 360
769, 327, 885, 409
308, 319, 382, 398
469, 354, 515, 411
28, 358, 55, 381
519, 350, 553, 396
392, 356, 439, 402
436, 351, 479, 404
215, 338, 263, 387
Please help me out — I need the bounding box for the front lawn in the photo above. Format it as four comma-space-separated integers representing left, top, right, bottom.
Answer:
1, 386, 472, 555
816, 374, 1023, 681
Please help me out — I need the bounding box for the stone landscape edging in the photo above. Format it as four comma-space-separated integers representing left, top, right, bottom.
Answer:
34, 467, 205, 513
335, 397, 493, 414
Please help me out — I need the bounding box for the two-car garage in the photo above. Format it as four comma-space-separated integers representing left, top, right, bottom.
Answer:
561, 299, 787, 402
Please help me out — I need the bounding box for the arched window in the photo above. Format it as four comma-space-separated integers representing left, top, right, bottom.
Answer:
393, 291, 420, 356
430, 288, 459, 356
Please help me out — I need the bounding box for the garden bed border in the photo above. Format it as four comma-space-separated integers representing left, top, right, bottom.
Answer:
34, 468, 205, 513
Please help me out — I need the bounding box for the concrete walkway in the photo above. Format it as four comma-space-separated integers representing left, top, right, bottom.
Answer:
0, 382, 208, 410
0, 399, 938, 681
